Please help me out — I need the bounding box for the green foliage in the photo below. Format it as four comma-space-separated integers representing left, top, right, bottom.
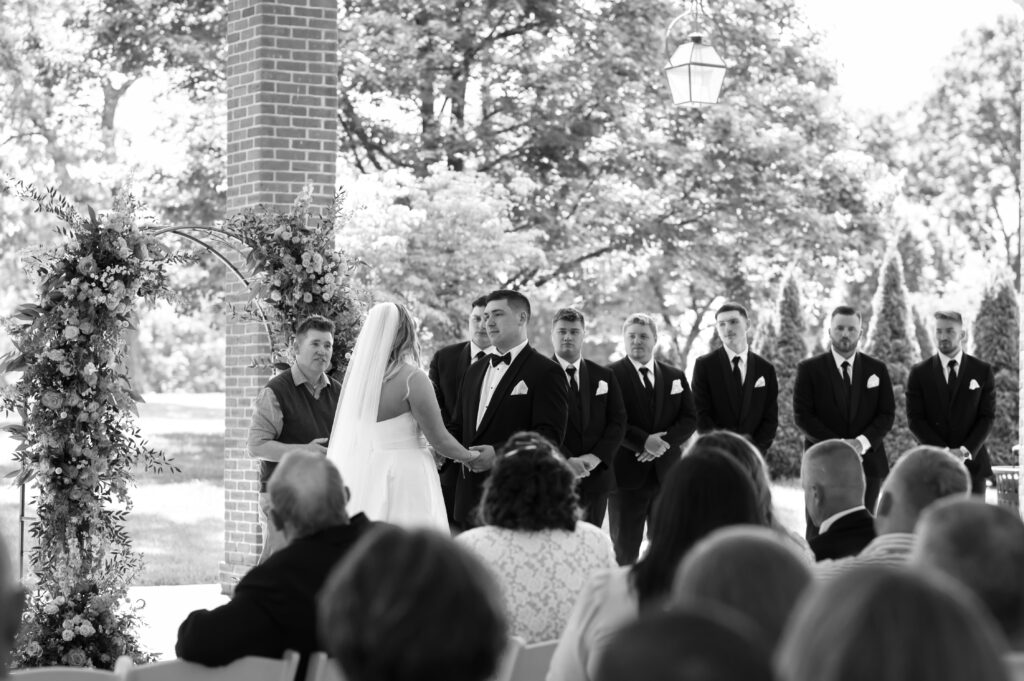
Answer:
864, 247, 920, 462
913, 306, 934, 359
973, 276, 1019, 465
0, 187, 177, 667
762, 274, 808, 479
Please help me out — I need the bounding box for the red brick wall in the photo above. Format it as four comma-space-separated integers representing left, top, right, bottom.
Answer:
222, 0, 338, 593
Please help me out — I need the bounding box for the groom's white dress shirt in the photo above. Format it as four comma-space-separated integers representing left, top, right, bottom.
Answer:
477, 339, 529, 428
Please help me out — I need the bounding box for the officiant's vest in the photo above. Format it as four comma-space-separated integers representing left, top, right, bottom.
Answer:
262, 370, 341, 490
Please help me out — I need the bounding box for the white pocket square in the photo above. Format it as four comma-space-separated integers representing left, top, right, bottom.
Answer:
510, 380, 529, 396
866, 374, 880, 389
670, 379, 683, 395
595, 380, 609, 396
969, 379, 981, 391
754, 376, 766, 389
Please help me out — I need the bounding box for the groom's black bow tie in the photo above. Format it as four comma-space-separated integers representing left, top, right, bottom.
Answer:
490, 352, 512, 367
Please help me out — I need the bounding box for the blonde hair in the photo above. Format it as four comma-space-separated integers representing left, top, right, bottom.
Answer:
385, 303, 421, 379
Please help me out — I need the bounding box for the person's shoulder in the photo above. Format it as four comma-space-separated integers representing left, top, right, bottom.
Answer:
437, 340, 470, 359
909, 355, 934, 373
655, 359, 683, 377
574, 521, 614, 546
266, 369, 294, 389
748, 349, 775, 370
582, 359, 613, 379
454, 525, 498, 546
857, 352, 888, 371
962, 353, 993, 373
694, 348, 722, 366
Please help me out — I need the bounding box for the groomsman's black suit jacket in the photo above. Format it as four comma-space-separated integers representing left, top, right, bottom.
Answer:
907, 353, 996, 481
429, 340, 477, 423
608, 358, 698, 490
793, 351, 896, 479
808, 509, 876, 561
692, 347, 779, 454
449, 344, 569, 524
556, 358, 627, 499
176, 514, 372, 667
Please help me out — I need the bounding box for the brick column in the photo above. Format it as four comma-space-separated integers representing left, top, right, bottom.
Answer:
222, 0, 338, 592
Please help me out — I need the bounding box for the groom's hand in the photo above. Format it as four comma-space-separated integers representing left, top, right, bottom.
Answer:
306, 437, 329, 455
566, 457, 590, 479
467, 445, 496, 472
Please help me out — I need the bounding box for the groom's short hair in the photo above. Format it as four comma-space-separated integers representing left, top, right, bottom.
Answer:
471, 295, 488, 309
552, 308, 585, 327
830, 305, 861, 321
486, 290, 531, 321
934, 311, 964, 325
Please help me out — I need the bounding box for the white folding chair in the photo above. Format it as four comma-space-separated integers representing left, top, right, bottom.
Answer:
13, 669, 121, 681
301, 653, 344, 681
115, 651, 300, 681
495, 637, 558, 681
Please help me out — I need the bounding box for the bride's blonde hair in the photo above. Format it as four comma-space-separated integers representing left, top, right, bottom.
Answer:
385, 303, 421, 378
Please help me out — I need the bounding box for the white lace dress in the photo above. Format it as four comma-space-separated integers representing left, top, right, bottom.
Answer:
456, 523, 616, 643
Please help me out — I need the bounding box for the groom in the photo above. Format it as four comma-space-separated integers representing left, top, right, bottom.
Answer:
449, 289, 569, 528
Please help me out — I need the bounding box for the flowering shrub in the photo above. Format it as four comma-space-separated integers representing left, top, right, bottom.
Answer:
228, 186, 364, 377
0, 183, 176, 667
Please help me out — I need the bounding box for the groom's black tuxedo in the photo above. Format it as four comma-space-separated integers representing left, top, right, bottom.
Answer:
907, 352, 996, 492
449, 343, 569, 526
608, 357, 697, 564
554, 357, 627, 526
692, 347, 779, 454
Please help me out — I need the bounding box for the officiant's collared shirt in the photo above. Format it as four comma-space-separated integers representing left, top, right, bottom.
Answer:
248, 365, 331, 451
477, 338, 529, 428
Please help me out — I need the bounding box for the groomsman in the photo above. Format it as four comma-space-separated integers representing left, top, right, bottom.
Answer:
608, 313, 697, 565
550, 307, 627, 526
907, 311, 995, 494
692, 302, 778, 454
428, 295, 493, 528
793, 305, 895, 530
449, 290, 569, 528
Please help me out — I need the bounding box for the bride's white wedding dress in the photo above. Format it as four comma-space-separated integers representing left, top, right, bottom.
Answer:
352, 409, 449, 532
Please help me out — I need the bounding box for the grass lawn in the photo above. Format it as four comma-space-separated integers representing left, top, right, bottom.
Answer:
0, 393, 226, 586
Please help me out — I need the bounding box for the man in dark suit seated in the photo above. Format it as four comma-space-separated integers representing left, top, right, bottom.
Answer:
801, 439, 875, 561
176, 450, 371, 665
907, 310, 996, 494
692, 302, 778, 454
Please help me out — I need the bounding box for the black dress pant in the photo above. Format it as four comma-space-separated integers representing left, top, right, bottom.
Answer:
608, 475, 659, 565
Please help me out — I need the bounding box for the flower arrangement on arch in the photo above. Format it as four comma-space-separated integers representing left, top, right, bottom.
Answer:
0, 183, 178, 667
228, 185, 365, 377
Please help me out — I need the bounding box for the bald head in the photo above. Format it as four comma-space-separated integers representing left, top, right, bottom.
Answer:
268, 451, 349, 540
874, 446, 969, 535
913, 498, 1024, 649
801, 439, 866, 525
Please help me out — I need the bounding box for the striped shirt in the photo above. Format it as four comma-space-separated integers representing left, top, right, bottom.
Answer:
815, 533, 916, 580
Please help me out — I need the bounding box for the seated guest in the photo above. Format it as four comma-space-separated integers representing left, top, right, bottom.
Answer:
817, 446, 969, 578
672, 526, 812, 650
457, 432, 616, 643
176, 451, 371, 665
595, 608, 774, 681
801, 439, 875, 561
319, 526, 507, 681
911, 498, 1024, 676
692, 430, 813, 560
777, 565, 1009, 681
0, 531, 24, 678
547, 447, 766, 681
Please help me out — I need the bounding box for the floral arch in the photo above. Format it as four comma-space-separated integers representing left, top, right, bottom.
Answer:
0, 178, 362, 666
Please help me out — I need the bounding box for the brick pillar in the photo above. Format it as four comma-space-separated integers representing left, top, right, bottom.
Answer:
222, 0, 338, 592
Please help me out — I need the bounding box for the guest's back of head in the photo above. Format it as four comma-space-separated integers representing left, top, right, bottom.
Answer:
318, 526, 507, 681
479, 431, 577, 531
689, 431, 775, 525
874, 446, 969, 535
913, 497, 1024, 649
777, 565, 1009, 681
631, 447, 765, 609
596, 607, 774, 681
801, 439, 866, 523
268, 450, 348, 540
672, 526, 812, 650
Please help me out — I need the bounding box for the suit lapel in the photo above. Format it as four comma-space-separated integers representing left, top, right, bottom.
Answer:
718, 349, 742, 419
948, 354, 966, 406
740, 353, 756, 421
552, 356, 582, 432
849, 353, 864, 422
931, 355, 951, 414
463, 358, 488, 440
579, 360, 592, 431
476, 345, 532, 437
826, 354, 850, 420
653, 361, 666, 425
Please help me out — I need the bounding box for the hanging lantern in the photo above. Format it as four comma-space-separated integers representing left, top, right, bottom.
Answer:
664, 3, 728, 106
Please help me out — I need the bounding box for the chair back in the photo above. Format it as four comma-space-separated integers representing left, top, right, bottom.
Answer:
117, 651, 300, 681
499, 638, 558, 681
302, 653, 344, 681
13, 670, 121, 681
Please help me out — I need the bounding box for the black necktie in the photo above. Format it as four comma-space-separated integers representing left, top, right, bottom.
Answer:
490, 352, 511, 367
732, 356, 743, 390
474, 350, 486, 362
566, 366, 580, 396
948, 359, 958, 386
841, 360, 851, 391
639, 367, 654, 404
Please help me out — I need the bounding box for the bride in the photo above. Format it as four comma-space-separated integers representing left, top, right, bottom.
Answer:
326, 302, 492, 531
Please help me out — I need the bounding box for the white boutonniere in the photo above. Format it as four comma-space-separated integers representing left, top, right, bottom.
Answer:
670, 379, 684, 395
510, 380, 529, 396
595, 380, 609, 396
866, 374, 880, 389
969, 379, 981, 391
754, 376, 766, 389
